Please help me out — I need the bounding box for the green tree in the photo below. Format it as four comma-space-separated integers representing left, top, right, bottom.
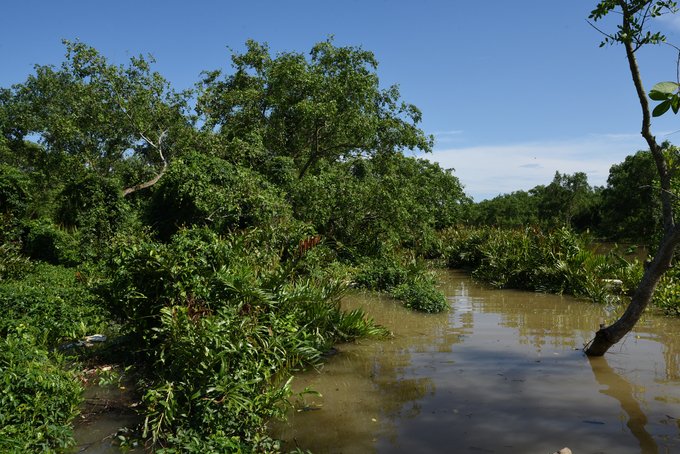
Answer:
471, 190, 540, 228
600, 148, 662, 240
289, 154, 469, 256
147, 152, 291, 241
586, 0, 680, 356
197, 38, 434, 179
531, 171, 594, 228
9, 40, 192, 196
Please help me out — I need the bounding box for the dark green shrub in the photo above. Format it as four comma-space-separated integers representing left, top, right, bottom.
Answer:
0, 164, 32, 218
391, 281, 448, 313
56, 174, 127, 234
353, 257, 410, 291
147, 152, 290, 241
23, 219, 81, 266
0, 330, 83, 453
0, 164, 32, 243
0, 263, 109, 346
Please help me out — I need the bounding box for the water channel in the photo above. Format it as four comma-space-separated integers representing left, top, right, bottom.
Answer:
270, 269, 680, 454
73, 269, 680, 453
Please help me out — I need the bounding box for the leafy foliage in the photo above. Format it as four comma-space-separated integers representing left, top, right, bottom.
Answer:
599, 148, 661, 240
147, 152, 290, 241
106, 227, 388, 448
9, 40, 192, 194
0, 330, 83, 453
470, 171, 601, 233
439, 225, 642, 303
0, 263, 109, 345
353, 253, 448, 313
589, 1, 678, 49
391, 282, 448, 313
197, 38, 434, 178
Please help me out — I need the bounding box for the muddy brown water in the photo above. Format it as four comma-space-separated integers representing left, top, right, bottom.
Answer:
270, 270, 680, 454
72, 269, 680, 453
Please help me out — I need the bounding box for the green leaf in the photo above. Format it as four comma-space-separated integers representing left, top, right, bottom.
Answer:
653, 99, 672, 117
650, 81, 679, 94
649, 91, 670, 101
673, 95, 680, 114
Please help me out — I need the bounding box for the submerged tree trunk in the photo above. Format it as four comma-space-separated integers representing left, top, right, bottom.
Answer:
585, 233, 679, 355
585, 1, 680, 356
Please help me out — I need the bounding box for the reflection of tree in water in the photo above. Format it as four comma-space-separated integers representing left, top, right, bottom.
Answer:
278, 270, 680, 453
629, 315, 680, 385
589, 356, 680, 453
441, 268, 680, 380
440, 270, 608, 352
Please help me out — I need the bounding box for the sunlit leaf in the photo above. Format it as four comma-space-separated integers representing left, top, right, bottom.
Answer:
672, 95, 680, 114
650, 81, 679, 94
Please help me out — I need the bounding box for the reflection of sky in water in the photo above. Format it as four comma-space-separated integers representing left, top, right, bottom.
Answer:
272, 270, 680, 454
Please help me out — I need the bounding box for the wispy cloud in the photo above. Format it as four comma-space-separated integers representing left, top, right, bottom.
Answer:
432, 130, 463, 136
420, 134, 648, 202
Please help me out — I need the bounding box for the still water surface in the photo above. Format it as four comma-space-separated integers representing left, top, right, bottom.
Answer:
271, 270, 680, 454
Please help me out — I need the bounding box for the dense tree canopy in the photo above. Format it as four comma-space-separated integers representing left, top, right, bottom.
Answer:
600, 148, 662, 240
196, 38, 434, 179
470, 171, 602, 233
6, 40, 193, 196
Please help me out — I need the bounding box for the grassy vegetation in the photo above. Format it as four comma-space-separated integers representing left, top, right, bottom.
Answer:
438, 225, 651, 305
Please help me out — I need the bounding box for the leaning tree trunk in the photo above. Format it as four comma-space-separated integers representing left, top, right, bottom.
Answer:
585, 1, 680, 356
585, 230, 680, 355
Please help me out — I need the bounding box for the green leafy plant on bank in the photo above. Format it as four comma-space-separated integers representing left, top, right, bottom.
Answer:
0, 329, 83, 453
438, 225, 646, 305
353, 252, 448, 313
0, 263, 110, 346
105, 227, 389, 450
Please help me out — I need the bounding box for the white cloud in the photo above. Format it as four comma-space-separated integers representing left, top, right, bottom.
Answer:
432, 130, 464, 144
421, 134, 648, 202
432, 130, 463, 136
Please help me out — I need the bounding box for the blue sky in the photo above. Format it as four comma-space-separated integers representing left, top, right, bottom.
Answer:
4, 1, 680, 201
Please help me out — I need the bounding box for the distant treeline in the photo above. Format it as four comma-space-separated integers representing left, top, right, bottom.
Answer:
467, 144, 671, 242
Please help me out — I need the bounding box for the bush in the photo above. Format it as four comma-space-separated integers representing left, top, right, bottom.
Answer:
353, 253, 449, 313
0, 330, 83, 453
106, 227, 389, 449
391, 281, 448, 313
146, 153, 290, 241
353, 257, 410, 291
438, 225, 636, 303
22, 219, 81, 266
0, 241, 31, 281
0, 263, 109, 346
0, 164, 33, 243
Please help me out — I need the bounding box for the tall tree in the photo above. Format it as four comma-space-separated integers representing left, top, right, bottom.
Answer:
471, 190, 540, 228
585, 0, 680, 356
9, 40, 192, 196
600, 148, 662, 240
531, 171, 594, 228
196, 38, 434, 179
